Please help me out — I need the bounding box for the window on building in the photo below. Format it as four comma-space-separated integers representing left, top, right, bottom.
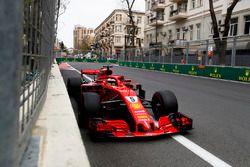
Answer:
196, 23, 201, 40
244, 15, 250, 35
210, 22, 214, 34
197, 0, 203, 7
230, 17, 238, 36
137, 28, 141, 34
137, 16, 142, 24
168, 29, 172, 40
191, 0, 196, 9
147, 1, 150, 10
149, 34, 152, 42
170, 5, 174, 17
147, 16, 150, 24
189, 25, 193, 40
115, 25, 122, 32
182, 27, 188, 40
115, 36, 122, 43
146, 34, 149, 42
116, 14, 122, 21
176, 28, 180, 40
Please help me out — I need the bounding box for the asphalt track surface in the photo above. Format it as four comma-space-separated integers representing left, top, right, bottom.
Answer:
60, 62, 250, 167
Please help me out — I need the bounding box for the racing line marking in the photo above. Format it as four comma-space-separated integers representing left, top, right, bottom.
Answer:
66, 63, 94, 81
171, 135, 232, 167
66, 63, 232, 166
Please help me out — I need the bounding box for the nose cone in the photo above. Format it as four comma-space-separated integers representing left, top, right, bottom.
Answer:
138, 121, 152, 132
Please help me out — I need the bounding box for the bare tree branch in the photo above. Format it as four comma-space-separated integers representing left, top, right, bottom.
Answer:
208, 0, 220, 39
223, 0, 240, 37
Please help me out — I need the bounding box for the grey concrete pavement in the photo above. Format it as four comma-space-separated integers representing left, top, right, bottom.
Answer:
21, 62, 90, 167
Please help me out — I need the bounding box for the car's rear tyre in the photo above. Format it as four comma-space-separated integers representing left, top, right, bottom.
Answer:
67, 77, 81, 97
152, 90, 178, 120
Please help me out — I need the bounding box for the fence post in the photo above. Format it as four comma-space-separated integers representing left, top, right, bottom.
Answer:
231, 36, 237, 67
171, 47, 173, 64
205, 39, 209, 65
0, 1, 22, 167
149, 51, 151, 63
185, 42, 189, 64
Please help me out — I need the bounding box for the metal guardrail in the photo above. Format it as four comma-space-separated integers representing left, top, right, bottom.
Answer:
118, 35, 250, 67
0, 0, 58, 166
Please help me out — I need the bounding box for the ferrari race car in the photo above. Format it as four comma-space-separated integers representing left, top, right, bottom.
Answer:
67, 65, 192, 139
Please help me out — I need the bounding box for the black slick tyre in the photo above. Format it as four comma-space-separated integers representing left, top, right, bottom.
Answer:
152, 90, 178, 120
67, 77, 81, 97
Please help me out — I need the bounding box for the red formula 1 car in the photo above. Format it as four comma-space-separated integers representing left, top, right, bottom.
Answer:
67, 66, 192, 139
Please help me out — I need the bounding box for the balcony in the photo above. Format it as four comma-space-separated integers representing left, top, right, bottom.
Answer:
169, 39, 187, 48
149, 16, 164, 26
151, 0, 165, 11
169, 8, 188, 21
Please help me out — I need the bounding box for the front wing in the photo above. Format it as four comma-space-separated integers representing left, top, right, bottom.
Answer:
88, 113, 192, 138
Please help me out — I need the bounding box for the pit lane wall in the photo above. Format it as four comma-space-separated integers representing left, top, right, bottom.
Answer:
56, 58, 250, 83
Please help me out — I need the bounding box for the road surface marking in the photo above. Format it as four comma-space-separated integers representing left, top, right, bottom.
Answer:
66, 63, 93, 81
172, 135, 232, 167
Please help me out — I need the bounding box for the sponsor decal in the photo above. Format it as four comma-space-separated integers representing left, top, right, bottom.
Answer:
209, 68, 222, 79
130, 103, 142, 109
173, 65, 180, 73
160, 64, 166, 71
239, 70, 250, 82
136, 62, 139, 68
125, 96, 138, 103
137, 118, 150, 121
150, 64, 155, 70
137, 115, 149, 119
188, 66, 197, 75
134, 110, 146, 114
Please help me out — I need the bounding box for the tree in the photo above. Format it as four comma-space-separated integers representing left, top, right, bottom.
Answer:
59, 41, 69, 54
122, 0, 137, 48
209, 0, 240, 65
79, 35, 94, 53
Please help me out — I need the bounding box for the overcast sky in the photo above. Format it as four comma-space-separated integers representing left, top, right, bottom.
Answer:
57, 0, 145, 48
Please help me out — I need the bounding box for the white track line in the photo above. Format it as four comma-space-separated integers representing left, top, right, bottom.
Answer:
172, 135, 232, 167
65, 63, 93, 81
66, 62, 232, 166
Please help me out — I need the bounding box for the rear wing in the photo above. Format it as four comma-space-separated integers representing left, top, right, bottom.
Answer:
81, 69, 100, 75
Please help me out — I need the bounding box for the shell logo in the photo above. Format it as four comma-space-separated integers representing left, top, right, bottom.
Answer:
137, 115, 148, 119
131, 103, 142, 109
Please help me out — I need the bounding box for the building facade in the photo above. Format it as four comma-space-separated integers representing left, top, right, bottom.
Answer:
95, 9, 145, 59
144, 0, 250, 47
73, 25, 94, 50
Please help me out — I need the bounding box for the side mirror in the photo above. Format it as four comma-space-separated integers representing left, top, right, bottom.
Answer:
139, 89, 146, 99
